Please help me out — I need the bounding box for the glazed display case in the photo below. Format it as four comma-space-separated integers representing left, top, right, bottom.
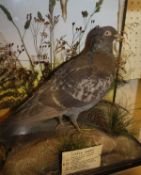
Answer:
0, 0, 141, 175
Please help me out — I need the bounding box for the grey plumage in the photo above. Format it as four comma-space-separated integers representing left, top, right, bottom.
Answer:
0, 26, 118, 133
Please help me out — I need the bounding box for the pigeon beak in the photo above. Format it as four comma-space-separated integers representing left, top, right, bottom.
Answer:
114, 33, 124, 42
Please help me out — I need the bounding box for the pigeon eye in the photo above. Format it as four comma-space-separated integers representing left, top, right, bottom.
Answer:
104, 30, 112, 37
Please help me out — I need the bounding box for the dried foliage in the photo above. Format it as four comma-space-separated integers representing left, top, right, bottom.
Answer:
0, 5, 34, 72
0, 1, 104, 110
0, 5, 13, 21
0, 44, 38, 109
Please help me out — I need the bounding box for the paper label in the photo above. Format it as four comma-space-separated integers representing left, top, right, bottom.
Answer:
61, 145, 103, 175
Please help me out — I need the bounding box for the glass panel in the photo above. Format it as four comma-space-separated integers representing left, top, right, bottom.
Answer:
0, 0, 141, 174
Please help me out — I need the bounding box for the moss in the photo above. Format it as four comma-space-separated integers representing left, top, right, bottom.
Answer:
59, 133, 88, 152
80, 101, 133, 137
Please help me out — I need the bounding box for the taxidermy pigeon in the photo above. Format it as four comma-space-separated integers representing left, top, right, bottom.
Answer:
0, 26, 118, 133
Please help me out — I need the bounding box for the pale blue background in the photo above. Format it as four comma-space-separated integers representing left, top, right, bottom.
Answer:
0, 0, 119, 65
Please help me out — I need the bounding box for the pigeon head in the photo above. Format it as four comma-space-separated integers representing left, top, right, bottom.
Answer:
84, 26, 118, 53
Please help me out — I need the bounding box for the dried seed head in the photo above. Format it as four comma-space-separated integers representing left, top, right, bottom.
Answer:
72, 22, 75, 26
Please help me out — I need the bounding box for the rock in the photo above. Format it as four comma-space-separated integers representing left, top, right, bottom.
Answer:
102, 153, 125, 166
2, 139, 60, 175
115, 136, 141, 159
1, 129, 141, 175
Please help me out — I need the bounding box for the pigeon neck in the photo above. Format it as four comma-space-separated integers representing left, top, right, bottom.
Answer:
91, 43, 113, 55
83, 42, 113, 55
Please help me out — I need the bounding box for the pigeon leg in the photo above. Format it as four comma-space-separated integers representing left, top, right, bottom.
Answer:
58, 115, 64, 125
69, 114, 80, 131
56, 115, 64, 130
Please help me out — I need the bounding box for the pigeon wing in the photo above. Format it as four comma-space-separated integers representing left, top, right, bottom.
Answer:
47, 51, 115, 109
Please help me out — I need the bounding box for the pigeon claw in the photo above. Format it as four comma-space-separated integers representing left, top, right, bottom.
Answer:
69, 115, 81, 132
